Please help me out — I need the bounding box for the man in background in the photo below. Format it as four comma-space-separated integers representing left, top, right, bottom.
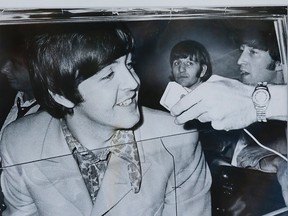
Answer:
234, 27, 287, 205
0, 28, 39, 140
0, 26, 40, 214
169, 40, 212, 90
171, 26, 288, 213
168, 40, 238, 163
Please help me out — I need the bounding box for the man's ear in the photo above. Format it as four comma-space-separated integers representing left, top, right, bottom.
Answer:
200, 65, 208, 78
48, 90, 75, 108
275, 61, 283, 72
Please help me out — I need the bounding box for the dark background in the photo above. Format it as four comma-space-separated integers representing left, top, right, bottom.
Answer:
126, 19, 276, 110
0, 17, 285, 216
0, 19, 277, 126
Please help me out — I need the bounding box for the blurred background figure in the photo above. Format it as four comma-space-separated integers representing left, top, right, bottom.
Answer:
0, 27, 39, 140
0, 26, 40, 214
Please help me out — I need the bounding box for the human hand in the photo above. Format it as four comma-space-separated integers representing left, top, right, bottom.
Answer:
236, 146, 278, 173
170, 75, 256, 130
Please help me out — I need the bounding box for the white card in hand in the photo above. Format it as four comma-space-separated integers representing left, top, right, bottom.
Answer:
160, 82, 190, 111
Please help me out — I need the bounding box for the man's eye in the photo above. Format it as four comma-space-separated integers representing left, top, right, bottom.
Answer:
173, 61, 180, 66
126, 61, 135, 70
102, 71, 115, 80
186, 61, 193, 66
249, 49, 259, 55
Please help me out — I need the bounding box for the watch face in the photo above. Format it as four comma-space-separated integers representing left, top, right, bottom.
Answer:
253, 89, 270, 105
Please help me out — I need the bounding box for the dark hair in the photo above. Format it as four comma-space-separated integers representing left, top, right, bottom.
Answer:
28, 22, 134, 118
169, 40, 212, 82
239, 27, 280, 70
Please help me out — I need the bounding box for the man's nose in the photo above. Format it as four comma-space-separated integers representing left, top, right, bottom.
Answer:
0, 61, 12, 75
179, 63, 186, 72
122, 68, 139, 91
237, 51, 247, 65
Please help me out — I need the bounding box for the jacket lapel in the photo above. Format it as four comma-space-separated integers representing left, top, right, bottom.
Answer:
37, 117, 151, 215
91, 141, 151, 216
91, 155, 132, 216
37, 117, 92, 215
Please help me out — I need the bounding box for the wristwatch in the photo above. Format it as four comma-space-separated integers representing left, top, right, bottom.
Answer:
252, 82, 271, 122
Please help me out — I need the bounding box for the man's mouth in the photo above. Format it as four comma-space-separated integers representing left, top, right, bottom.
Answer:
117, 98, 133, 106
177, 74, 189, 79
7, 78, 16, 83
240, 70, 250, 76
117, 92, 138, 107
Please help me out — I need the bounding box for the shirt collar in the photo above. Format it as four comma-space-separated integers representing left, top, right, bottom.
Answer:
16, 91, 37, 107
60, 118, 142, 193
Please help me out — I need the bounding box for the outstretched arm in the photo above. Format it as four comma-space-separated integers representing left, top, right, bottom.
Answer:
171, 75, 287, 130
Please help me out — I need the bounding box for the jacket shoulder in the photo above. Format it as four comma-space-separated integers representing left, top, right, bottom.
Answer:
135, 107, 199, 158
135, 106, 198, 141
136, 107, 202, 175
0, 112, 55, 164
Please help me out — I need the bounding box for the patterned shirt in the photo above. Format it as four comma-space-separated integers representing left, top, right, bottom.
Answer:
60, 119, 142, 204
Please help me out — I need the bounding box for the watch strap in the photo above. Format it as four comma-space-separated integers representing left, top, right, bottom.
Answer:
255, 105, 268, 122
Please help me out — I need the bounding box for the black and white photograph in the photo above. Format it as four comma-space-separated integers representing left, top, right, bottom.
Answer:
0, 5, 287, 216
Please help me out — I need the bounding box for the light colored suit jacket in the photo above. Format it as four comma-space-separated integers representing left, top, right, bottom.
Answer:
0, 107, 211, 216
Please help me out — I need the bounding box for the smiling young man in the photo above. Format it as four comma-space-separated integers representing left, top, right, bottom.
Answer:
169, 40, 212, 90
0, 23, 211, 216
